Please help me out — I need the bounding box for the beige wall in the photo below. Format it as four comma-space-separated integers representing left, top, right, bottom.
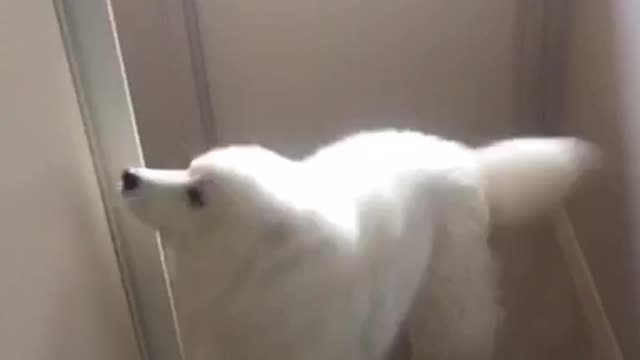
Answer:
0, 2, 140, 360
562, 0, 640, 358
195, 0, 518, 155
194, 1, 595, 358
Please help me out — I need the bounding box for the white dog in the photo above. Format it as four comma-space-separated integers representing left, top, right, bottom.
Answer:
120, 129, 598, 360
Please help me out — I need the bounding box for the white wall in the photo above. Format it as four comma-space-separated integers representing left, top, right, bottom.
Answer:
562, 0, 640, 358
0, 2, 140, 359
195, 0, 518, 155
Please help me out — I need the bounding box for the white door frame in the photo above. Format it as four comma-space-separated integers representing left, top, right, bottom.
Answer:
54, 1, 211, 359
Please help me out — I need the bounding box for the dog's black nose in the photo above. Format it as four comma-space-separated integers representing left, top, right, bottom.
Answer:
121, 169, 140, 192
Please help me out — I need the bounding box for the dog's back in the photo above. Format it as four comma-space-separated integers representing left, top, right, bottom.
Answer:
303, 130, 599, 360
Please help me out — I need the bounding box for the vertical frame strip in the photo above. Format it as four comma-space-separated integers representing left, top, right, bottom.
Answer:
54, 1, 184, 359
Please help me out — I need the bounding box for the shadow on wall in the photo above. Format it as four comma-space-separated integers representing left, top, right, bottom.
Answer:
561, 0, 640, 358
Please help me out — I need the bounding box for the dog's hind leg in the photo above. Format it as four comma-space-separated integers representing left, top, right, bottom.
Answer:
407, 177, 500, 360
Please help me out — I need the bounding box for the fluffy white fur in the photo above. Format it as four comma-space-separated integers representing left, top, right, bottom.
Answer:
121, 129, 598, 360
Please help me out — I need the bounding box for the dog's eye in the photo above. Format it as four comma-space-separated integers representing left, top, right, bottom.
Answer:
186, 186, 206, 208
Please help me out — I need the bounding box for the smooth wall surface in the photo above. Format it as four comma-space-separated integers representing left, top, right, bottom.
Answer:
193, 1, 595, 358
0, 2, 140, 359
195, 0, 518, 154
562, 0, 640, 357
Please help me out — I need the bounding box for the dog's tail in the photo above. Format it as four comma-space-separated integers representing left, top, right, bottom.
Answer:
475, 137, 601, 225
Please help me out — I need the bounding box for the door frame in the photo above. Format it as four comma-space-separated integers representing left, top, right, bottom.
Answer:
54, 1, 196, 359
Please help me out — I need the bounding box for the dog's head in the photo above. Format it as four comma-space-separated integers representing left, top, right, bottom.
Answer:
119, 145, 298, 243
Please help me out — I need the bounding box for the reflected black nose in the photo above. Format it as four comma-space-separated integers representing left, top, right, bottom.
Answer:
121, 169, 140, 192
